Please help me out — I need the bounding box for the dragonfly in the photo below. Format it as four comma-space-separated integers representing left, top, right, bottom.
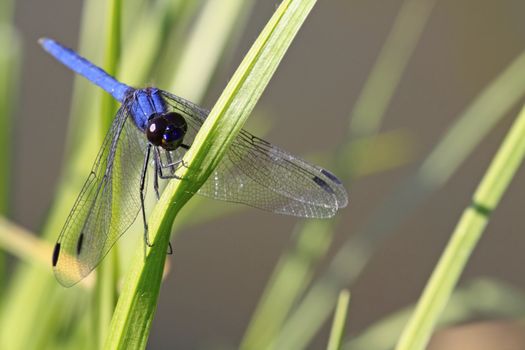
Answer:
40, 38, 348, 287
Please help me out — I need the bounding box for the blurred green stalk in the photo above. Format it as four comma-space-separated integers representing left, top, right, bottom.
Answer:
241, 220, 333, 349
0, 0, 20, 314
345, 278, 525, 350
100, 0, 121, 132
0, 0, 254, 348
277, 46, 525, 349
118, 0, 200, 86
395, 103, 525, 350
0, 0, 18, 217
94, 0, 122, 348
169, 0, 252, 101
348, 0, 437, 139
243, 0, 436, 347
105, 1, 318, 348
327, 290, 351, 350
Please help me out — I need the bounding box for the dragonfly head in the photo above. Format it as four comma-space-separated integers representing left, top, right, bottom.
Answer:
146, 112, 188, 151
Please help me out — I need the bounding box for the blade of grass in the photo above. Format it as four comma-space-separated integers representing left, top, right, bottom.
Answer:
0, 0, 20, 304
276, 47, 525, 350
241, 220, 333, 349
0, 0, 110, 348
100, 0, 121, 131
168, 0, 253, 101
395, 102, 525, 350
344, 278, 525, 350
0, 0, 14, 25
104, 1, 318, 348
327, 290, 351, 350
244, 0, 435, 346
348, 0, 437, 139
339, 129, 416, 178
152, 0, 205, 87
0, 2, 19, 217
117, 0, 254, 269
0, 216, 93, 289
2, 0, 221, 347
0, 1, 230, 346
95, 0, 122, 348
118, 0, 198, 85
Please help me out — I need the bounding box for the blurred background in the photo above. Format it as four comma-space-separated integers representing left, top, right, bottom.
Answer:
3, 0, 525, 349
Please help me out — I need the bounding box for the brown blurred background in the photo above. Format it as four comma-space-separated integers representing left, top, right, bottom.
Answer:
11, 0, 525, 348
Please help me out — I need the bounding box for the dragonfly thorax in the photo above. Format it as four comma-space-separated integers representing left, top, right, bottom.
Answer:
146, 112, 188, 151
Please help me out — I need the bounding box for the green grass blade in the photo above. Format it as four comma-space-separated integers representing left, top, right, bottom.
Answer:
94, 1, 122, 347
116, 0, 253, 267
241, 220, 333, 349
327, 290, 351, 350
151, 0, 204, 87
118, 0, 196, 85
0, 0, 14, 25
0, 217, 57, 272
100, 0, 121, 131
245, 0, 435, 346
0, 7, 19, 217
104, 1, 317, 348
168, 0, 252, 101
277, 47, 525, 349
0, 0, 20, 304
344, 278, 525, 350
418, 50, 525, 187
0, 0, 110, 348
395, 103, 525, 350
0, 1, 220, 347
348, 0, 437, 138
240, 136, 414, 348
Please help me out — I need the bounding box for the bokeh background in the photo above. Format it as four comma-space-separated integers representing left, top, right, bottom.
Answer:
4, 0, 525, 349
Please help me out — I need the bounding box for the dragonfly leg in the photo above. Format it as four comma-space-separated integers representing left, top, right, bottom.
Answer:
154, 146, 185, 180
158, 170, 184, 180
165, 149, 176, 173
151, 151, 174, 255
153, 158, 160, 200
140, 144, 154, 248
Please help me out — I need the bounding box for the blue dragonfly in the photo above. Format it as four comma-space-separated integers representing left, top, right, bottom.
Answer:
40, 38, 348, 287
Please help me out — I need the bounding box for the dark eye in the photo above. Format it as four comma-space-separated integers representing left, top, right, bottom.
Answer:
161, 125, 184, 150
146, 115, 167, 146
146, 112, 188, 150
164, 112, 187, 132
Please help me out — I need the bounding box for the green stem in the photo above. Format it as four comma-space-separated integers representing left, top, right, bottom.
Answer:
0, 0, 20, 312
265, 0, 436, 347
241, 221, 333, 349
0, 0, 14, 26
100, 0, 121, 131
104, 1, 317, 349
327, 290, 351, 350
345, 278, 525, 350
96, 0, 122, 347
395, 103, 525, 350
278, 47, 525, 350
348, 0, 437, 138
168, 0, 250, 101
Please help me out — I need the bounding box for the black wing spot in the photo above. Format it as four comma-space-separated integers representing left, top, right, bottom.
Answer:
52, 243, 61, 266
313, 176, 335, 194
321, 169, 342, 185
77, 233, 85, 255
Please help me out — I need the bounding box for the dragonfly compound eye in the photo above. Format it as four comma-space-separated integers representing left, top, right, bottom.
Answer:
162, 125, 184, 150
146, 115, 168, 146
161, 112, 188, 151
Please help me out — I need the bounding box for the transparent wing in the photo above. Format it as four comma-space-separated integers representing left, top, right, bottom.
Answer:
52, 104, 148, 287
161, 91, 348, 218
